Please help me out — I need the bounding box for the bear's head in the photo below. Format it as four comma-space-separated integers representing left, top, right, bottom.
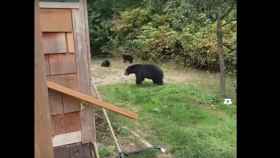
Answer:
124, 64, 140, 75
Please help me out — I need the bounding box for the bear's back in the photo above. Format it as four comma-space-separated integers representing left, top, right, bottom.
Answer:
140, 64, 163, 77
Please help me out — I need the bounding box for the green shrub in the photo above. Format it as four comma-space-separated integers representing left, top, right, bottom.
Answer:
89, 0, 236, 73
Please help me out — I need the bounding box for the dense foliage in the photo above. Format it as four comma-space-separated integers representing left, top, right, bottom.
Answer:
88, 0, 236, 72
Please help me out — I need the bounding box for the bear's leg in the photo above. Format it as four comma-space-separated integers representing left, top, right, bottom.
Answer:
158, 80, 164, 85
136, 74, 144, 85
129, 58, 133, 63
153, 79, 163, 85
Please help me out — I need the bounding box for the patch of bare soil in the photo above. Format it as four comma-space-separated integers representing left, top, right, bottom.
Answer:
91, 59, 135, 86
90, 58, 217, 87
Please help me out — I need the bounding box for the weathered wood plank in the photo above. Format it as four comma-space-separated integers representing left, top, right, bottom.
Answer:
63, 94, 81, 113
35, 0, 54, 157
80, 143, 94, 158
48, 74, 80, 113
42, 33, 67, 54
49, 90, 63, 115
72, 8, 90, 95
69, 143, 83, 158
52, 114, 65, 136
66, 33, 75, 53
52, 112, 81, 136
82, 0, 92, 75
48, 74, 79, 90
40, 2, 80, 9
54, 143, 94, 158
80, 104, 95, 144
81, 0, 98, 149
54, 144, 71, 158
72, 7, 96, 144
40, 9, 72, 32
47, 81, 138, 120
44, 55, 50, 75
48, 54, 77, 75
63, 112, 81, 133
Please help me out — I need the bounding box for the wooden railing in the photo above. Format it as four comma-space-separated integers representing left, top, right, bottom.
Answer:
47, 81, 138, 120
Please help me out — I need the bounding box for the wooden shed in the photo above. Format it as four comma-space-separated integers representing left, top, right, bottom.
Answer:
35, 0, 137, 158
39, 0, 95, 146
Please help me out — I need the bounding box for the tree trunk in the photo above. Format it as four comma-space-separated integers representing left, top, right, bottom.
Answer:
184, 55, 187, 67
216, 11, 226, 97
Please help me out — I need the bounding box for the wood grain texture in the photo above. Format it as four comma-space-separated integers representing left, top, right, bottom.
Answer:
62, 94, 81, 113
40, 9, 72, 32
44, 55, 50, 75
48, 74, 79, 90
47, 81, 138, 120
52, 114, 65, 136
40, 2, 80, 9
52, 112, 81, 136
48, 74, 80, 115
81, 0, 97, 147
49, 90, 63, 115
66, 33, 75, 53
80, 104, 95, 144
35, 1, 54, 157
53, 145, 70, 158
48, 54, 77, 75
42, 33, 67, 54
63, 112, 81, 133
72, 9, 89, 94
54, 143, 94, 158
82, 0, 93, 83
72, 7, 96, 144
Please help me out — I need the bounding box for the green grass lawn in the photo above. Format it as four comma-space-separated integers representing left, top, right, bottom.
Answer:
97, 81, 236, 158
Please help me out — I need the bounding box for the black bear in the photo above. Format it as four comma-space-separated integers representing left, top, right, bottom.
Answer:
101, 60, 111, 67
122, 54, 133, 63
125, 64, 164, 85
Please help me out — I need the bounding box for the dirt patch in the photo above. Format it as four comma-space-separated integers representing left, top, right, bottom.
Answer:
91, 59, 135, 86
90, 58, 219, 87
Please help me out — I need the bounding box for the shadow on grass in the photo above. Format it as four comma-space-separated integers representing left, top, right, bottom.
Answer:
124, 149, 160, 158
126, 81, 166, 88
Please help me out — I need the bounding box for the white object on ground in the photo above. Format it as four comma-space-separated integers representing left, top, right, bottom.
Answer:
224, 98, 232, 105
160, 147, 167, 153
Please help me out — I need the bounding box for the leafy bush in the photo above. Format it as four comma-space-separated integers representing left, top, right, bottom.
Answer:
88, 0, 236, 72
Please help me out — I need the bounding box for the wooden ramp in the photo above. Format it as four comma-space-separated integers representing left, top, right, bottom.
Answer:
54, 142, 95, 158
47, 81, 138, 120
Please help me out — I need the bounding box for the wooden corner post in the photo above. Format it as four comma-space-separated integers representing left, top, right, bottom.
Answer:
76, 0, 96, 144
35, 0, 54, 157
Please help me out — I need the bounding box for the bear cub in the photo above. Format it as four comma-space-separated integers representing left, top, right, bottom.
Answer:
122, 54, 134, 63
101, 60, 111, 67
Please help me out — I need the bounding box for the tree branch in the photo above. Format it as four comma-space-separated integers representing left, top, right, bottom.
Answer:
223, 43, 236, 53
221, 2, 235, 20
227, 47, 236, 54
222, 18, 236, 27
